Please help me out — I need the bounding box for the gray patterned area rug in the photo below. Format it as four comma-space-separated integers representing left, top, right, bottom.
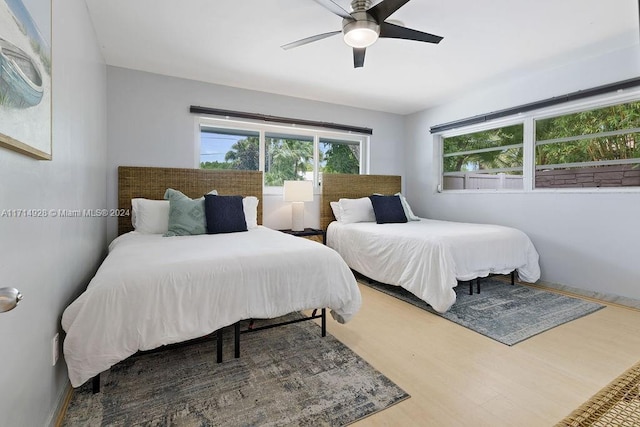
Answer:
62, 315, 409, 426
362, 277, 605, 346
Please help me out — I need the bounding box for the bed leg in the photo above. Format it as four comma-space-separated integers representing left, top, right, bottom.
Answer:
469, 281, 473, 295
511, 271, 515, 285
216, 328, 223, 363
92, 374, 100, 394
321, 308, 326, 337
234, 322, 240, 359
477, 278, 481, 294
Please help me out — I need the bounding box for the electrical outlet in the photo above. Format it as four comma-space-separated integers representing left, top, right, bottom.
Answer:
52, 333, 59, 366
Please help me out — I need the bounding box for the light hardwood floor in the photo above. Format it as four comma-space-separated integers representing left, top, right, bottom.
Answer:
323, 280, 640, 426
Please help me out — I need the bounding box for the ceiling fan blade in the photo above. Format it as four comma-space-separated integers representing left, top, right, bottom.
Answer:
379, 22, 443, 44
281, 30, 341, 50
367, 0, 411, 23
353, 47, 366, 68
312, 0, 353, 20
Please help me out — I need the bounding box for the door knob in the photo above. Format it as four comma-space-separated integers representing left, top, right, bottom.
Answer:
0, 288, 23, 313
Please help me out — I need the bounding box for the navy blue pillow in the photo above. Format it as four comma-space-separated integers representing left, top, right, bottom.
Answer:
204, 195, 248, 234
369, 195, 408, 224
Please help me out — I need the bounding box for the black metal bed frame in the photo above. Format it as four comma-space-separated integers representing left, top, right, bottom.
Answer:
233, 308, 326, 358
90, 308, 326, 393
462, 271, 516, 295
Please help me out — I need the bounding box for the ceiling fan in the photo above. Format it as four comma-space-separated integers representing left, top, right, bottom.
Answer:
281, 0, 443, 68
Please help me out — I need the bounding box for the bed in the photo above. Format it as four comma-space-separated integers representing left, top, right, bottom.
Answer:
320, 174, 540, 313
61, 167, 361, 389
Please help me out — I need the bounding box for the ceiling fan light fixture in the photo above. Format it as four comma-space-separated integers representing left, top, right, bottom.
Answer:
282, 0, 443, 68
343, 19, 380, 48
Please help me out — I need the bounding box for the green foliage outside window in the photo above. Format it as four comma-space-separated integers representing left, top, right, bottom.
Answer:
199, 136, 260, 170
535, 101, 640, 166
224, 136, 260, 170
200, 135, 362, 185
443, 101, 640, 175
200, 161, 232, 170
443, 124, 523, 173
323, 143, 360, 174
265, 137, 313, 186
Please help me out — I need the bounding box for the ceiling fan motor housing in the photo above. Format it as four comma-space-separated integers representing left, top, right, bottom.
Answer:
350, 0, 373, 12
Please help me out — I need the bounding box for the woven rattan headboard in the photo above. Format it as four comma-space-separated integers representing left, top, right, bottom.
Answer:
118, 166, 263, 236
320, 174, 401, 230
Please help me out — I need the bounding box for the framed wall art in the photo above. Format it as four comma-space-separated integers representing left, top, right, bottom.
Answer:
0, 0, 51, 160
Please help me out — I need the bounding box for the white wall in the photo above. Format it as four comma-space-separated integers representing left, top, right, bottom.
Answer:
405, 45, 640, 304
0, 0, 107, 425
106, 67, 406, 240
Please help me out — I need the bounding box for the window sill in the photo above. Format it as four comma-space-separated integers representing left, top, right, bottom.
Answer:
439, 187, 640, 195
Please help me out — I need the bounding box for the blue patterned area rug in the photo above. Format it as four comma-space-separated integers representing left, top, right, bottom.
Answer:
62, 315, 409, 426
362, 277, 605, 346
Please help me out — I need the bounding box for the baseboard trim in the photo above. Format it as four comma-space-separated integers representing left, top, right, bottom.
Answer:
533, 280, 640, 311
52, 383, 73, 427
491, 274, 640, 312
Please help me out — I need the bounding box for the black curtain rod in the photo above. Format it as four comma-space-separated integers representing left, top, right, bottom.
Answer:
190, 106, 373, 135
430, 77, 640, 134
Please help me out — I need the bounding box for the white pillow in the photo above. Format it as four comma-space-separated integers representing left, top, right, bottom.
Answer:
131, 199, 170, 234
243, 196, 259, 229
338, 197, 376, 224
330, 201, 341, 222
395, 192, 420, 221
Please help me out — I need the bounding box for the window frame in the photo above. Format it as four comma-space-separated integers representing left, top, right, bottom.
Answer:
196, 116, 369, 195
435, 87, 640, 194
441, 121, 525, 191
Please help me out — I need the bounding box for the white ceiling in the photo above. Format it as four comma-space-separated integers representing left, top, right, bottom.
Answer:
84, 0, 639, 115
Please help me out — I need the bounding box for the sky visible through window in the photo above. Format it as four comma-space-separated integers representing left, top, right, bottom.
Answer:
200, 132, 243, 163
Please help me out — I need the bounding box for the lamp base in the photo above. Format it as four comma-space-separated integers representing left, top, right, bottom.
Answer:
291, 202, 305, 232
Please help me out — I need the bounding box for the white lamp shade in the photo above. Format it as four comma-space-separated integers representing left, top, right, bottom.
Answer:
283, 180, 314, 202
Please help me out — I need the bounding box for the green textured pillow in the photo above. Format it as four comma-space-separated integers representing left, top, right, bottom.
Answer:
163, 188, 217, 236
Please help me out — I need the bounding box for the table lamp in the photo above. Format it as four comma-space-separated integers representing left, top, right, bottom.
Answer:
283, 180, 313, 231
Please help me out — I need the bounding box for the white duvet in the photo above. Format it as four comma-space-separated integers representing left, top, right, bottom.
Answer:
327, 219, 540, 313
62, 226, 361, 387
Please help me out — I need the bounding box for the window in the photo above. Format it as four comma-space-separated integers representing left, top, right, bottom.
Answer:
265, 133, 313, 186
535, 101, 640, 189
200, 127, 259, 171
442, 124, 524, 190
438, 93, 640, 191
319, 138, 362, 185
198, 118, 368, 191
